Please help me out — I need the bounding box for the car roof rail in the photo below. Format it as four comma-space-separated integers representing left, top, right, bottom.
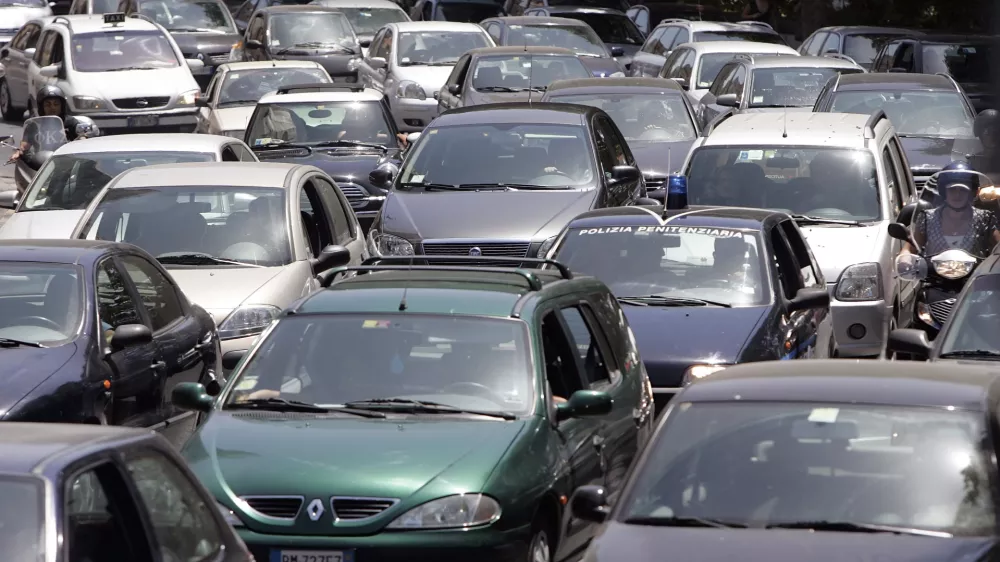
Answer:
51, 15, 72, 29
658, 18, 689, 24
701, 108, 737, 137
275, 83, 366, 95
863, 108, 887, 143
823, 52, 859, 65
737, 20, 773, 29
361, 255, 573, 279
320, 256, 573, 289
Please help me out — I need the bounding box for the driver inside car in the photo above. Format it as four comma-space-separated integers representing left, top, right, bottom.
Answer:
543, 138, 593, 184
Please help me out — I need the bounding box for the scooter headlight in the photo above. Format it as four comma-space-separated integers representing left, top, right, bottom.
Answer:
930, 250, 977, 280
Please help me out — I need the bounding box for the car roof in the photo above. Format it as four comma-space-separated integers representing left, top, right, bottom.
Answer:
535, 6, 625, 15
545, 76, 682, 95
217, 60, 327, 72
53, 14, 161, 34
684, 40, 799, 55
743, 54, 860, 69
0, 239, 123, 265
915, 33, 995, 43
111, 162, 299, 188
0, 423, 152, 474
391, 21, 486, 32
705, 112, 872, 149
679, 360, 999, 411
657, 20, 778, 34
814, 25, 919, 35
53, 133, 238, 155
258, 88, 383, 104
434, 102, 593, 126
565, 205, 781, 231
468, 45, 577, 56
261, 5, 346, 14
832, 72, 957, 91
492, 16, 589, 26
311, 0, 402, 9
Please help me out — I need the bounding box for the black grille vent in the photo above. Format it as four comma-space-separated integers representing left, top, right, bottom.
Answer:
242, 496, 303, 519
929, 299, 956, 325
113, 96, 170, 109
422, 241, 530, 257
331, 497, 397, 520
644, 177, 666, 190
337, 183, 368, 208
209, 53, 231, 64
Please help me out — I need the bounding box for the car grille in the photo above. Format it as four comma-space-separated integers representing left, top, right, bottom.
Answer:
209, 53, 231, 64
331, 497, 398, 520
929, 298, 957, 325
422, 241, 531, 257
241, 496, 303, 520
112, 96, 170, 109
644, 176, 666, 190
337, 182, 369, 208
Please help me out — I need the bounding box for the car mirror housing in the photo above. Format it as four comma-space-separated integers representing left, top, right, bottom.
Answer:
310, 244, 351, 275
39, 64, 59, 78
716, 93, 739, 107
360, 38, 372, 48
556, 389, 613, 422
894, 200, 932, 226
887, 328, 932, 359
369, 162, 399, 189
186, 58, 205, 71
222, 349, 247, 371
610, 46, 624, 57
369, 56, 387, 70
244, 39, 263, 49
570, 485, 610, 523
195, 97, 209, 107
447, 83, 461, 95
609, 165, 640, 185
786, 286, 830, 314
172, 382, 215, 413
110, 324, 153, 351
0, 190, 16, 210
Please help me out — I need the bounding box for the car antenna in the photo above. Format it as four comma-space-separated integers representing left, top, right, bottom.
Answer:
782, 104, 788, 138
398, 255, 413, 311
524, 33, 532, 106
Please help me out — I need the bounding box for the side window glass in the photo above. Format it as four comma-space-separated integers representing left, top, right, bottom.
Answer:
592, 120, 617, 174
237, 144, 256, 161
119, 256, 184, 332
770, 226, 801, 300
66, 464, 145, 562
779, 220, 820, 286
805, 32, 827, 55
798, 34, 815, 55
888, 137, 913, 199
881, 146, 902, 217
725, 65, 746, 98
821, 32, 840, 54
96, 259, 143, 342
220, 147, 239, 162
592, 291, 628, 373
540, 312, 584, 404
316, 178, 353, 243
382, 30, 393, 60
678, 49, 695, 82
486, 23, 501, 42
654, 27, 678, 56
560, 305, 611, 386
658, 48, 683, 78
300, 183, 335, 255
600, 116, 627, 166
674, 28, 689, 48
124, 450, 222, 562
35, 31, 54, 65
50, 33, 64, 65
709, 64, 734, 96
10, 25, 28, 50
894, 43, 914, 71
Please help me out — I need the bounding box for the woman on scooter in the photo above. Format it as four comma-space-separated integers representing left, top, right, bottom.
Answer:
6, 85, 69, 167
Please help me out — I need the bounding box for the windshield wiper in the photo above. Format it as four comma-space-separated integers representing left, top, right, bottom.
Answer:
939, 349, 1000, 359
344, 398, 516, 420
767, 521, 948, 536
227, 398, 387, 417
624, 515, 747, 529
398, 60, 457, 66
253, 141, 313, 151
455, 183, 569, 190
104, 66, 158, 71
167, 26, 224, 32
475, 86, 523, 92
287, 41, 354, 53
312, 140, 388, 152
156, 253, 265, 268
0, 337, 44, 348
398, 182, 462, 191
791, 214, 864, 226
617, 295, 733, 308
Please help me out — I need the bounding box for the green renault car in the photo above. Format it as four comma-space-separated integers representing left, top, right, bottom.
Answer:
172, 255, 654, 562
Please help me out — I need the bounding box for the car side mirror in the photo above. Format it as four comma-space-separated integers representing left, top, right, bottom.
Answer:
894, 201, 931, 227
609, 165, 640, 185
369, 162, 399, 189
786, 286, 830, 314
311, 244, 351, 274
610, 46, 624, 57
195, 97, 209, 107
244, 38, 263, 49
0, 190, 17, 210
671, 76, 688, 89
39, 64, 59, 78
369, 56, 386, 70
447, 83, 461, 95
110, 323, 153, 351
186, 58, 205, 71
716, 93, 739, 107
570, 485, 610, 523
433, 91, 439, 100
23, 47, 35, 58
171, 382, 215, 413
886, 328, 931, 360
633, 197, 660, 206
555, 389, 613, 422
222, 349, 247, 371
405, 132, 421, 144
360, 38, 371, 48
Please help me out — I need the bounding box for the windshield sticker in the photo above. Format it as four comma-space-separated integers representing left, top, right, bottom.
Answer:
401, 57, 411, 63
110, 50, 123, 56
114, 36, 124, 40
254, 138, 274, 146
410, 174, 425, 183
577, 226, 743, 237
228, 73, 239, 79
363, 320, 391, 329
752, 96, 764, 104
737, 149, 764, 162
271, 39, 281, 46
808, 408, 839, 423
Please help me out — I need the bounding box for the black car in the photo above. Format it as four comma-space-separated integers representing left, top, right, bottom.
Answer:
813, 72, 979, 188
366, 102, 648, 261
230, 0, 310, 33
542, 77, 699, 200
479, 16, 625, 77
523, 7, 644, 72
872, 34, 996, 111
244, 84, 403, 231
573, 360, 1000, 561
0, 240, 221, 445
0, 423, 252, 562
118, 0, 241, 90
798, 25, 920, 70
547, 205, 832, 411
238, 5, 364, 80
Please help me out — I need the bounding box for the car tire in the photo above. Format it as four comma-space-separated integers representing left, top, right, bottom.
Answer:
0, 79, 18, 122
526, 517, 554, 562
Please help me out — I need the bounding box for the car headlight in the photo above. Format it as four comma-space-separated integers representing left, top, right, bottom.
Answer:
931, 253, 977, 279
217, 501, 245, 527
177, 89, 201, 106
835, 262, 882, 301
368, 229, 414, 256
609, 71, 626, 78
682, 364, 727, 385
222, 130, 245, 139
72, 95, 106, 111
386, 494, 501, 530
536, 235, 558, 258
218, 305, 280, 339
397, 80, 427, 100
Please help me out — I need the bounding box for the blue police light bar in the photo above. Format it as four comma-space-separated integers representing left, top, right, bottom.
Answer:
665, 173, 688, 210
104, 12, 126, 24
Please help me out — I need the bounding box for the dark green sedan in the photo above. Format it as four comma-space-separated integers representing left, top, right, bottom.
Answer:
173, 256, 655, 562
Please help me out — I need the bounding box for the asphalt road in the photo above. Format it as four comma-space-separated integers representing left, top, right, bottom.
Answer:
0, 118, 24, 226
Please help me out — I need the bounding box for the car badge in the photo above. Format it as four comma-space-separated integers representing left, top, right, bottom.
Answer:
306, 499, 325, 521
136, 99, 148, 107
468, 247, 482, 257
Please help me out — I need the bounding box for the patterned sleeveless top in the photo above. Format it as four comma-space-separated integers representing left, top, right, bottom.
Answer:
913, 207, 999, 257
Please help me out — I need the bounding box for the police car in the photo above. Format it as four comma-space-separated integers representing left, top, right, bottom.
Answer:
25, 12, 203, 134
547, 200, 833, 411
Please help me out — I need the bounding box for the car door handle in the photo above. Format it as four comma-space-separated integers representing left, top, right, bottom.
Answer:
151, 361, 167, 372
592, 434, 606, 449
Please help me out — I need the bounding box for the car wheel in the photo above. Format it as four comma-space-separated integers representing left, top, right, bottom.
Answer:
526, 519, 553, 562
0, 79, 17, 121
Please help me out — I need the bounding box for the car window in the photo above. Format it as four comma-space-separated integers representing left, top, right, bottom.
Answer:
396, 31, 490, 66
118, 255, 184, 332
379, 28, 393, 60
299, 182, 334, 255
124, 450, 222, 562
874, 41, 901, 72
245, 13, 263, 40
485, 22, 501, 42
592, 117, 619, 176
828, 90, 973, 138
71, 30, 180, 72
658, 48, 684, 78
749, 67, 854, 108
269, 12, 357, 50
891, 42, 914, 71
653, 26, 677, 56
247, 100, 392, 145
0, 476, 43, 562
640, 26, 663, 54
66, 464, 148, 562
888, 137, 913, 199
881, 145, 903, 218
469, 55, 591, 91
799, 31, 819, 55
96, 258, 144, 342
922, 41, 992, 84
631, 7, 648, 34
220, 146, 239, 162
843, 33, 903, 67
770, 225, 801, 299
315, 177, 353, 243
560, 305, 611, 386
779, 220, 820, 287
0, 262, 83, 346
219, 67, 331, 105
546, 92, 695, 143
11, 23, 36, 50
541, 311, 584, 403
35, 30, 56, 65
821, 32, 840, 54
696, 53, 747, 90
722, 64, 746, 97
672, 27, 689, 49
562, 12, 643, 46
693, 30, 785, 44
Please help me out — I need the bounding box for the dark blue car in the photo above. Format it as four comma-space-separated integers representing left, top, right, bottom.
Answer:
549, 205, 833, 411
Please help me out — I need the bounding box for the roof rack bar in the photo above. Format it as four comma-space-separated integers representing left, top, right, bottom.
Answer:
275, 83, 366, 94
361, 256, 574, 280
701, 108, 737, 137
864, 108, 885, 139
658, 18, 689, 24
320, 264, 545, 290
51, 16, 72, 29
737, 20, 773, 29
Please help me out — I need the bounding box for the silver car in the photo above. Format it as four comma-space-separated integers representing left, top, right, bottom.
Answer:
355, 21, 494, 132
70, 162, 367, 367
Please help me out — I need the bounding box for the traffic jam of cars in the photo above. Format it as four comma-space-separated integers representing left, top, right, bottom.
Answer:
0, 0, 997, 560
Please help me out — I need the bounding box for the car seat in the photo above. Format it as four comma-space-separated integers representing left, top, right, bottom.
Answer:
475, 66, 504, 89
43, 273, 78, 330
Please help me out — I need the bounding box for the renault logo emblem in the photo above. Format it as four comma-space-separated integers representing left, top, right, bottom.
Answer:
306, 499, 325, 521
136, 99, 148, 107
468, 247, 482, 257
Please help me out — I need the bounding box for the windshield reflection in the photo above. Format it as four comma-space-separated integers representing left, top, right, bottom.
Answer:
0, 263, 83, 346
939, 275, 1000, 357
219, 68, 331, 105
507, 24, 607, 57
830, 90, 974, 138
547, 93, 695, 142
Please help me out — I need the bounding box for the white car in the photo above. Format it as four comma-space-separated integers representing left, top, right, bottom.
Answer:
0, 0, 52, 45
196, 60, 332, 138
25, 13, 205, 134
0, 133, 258, 238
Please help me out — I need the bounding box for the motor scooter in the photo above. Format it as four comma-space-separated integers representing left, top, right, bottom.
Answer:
6, 115, 100, 194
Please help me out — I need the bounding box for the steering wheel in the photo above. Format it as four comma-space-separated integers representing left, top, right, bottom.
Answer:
15, 316, 63, 331
441, 382, 506, 404
804, 208, 855, 220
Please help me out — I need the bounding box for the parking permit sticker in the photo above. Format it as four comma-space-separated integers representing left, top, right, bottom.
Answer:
254, 138, 273, 146
401, 57, 411, 63
229, 73, 239, 79
808, 408, 839, 423
411, 174, 425, 183
363, 320, 391, 329
752, 96, 764, 104
271, 39, 280, 46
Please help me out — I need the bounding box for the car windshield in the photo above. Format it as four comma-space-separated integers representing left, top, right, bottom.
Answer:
330, 7, 408, 35
938, 275, 1000, 357
71, 30, 180, 72
843, 33, 904, 67
553, 227, 769, 306
548, 93, 695, 142
687, 147, 881, 221
225, 314, 534, 414
0, 263, 84, 345
471, 54, 590, 91
697, 52, 794, 89
247, 101, 392, 145
397, 31, 492, 66
548, 0, 622, 7
0, 477, 42, 559
922, 42, 993, 84
434, 1, 503, 22
398, 123, 597, 188
91, 0, 118, 12
693, 31, 786, 44
830, 90, 974, 138
620, 401, 996, 535
218, 67, 331, 105
0, 0, 46, 6
558, 12, 643, 46
507, 24, 607, 58
81, 187, 292, 267
750, 67, 859, 108
271, 13, 357, 52
140, 0, 236, 33
22, 152, 215, 212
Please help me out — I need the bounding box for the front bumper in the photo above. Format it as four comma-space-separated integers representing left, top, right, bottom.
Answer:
830, 288, 890, 357
83, 110, 198, 135
389, 96, 438, 132
241, 523, 532, 562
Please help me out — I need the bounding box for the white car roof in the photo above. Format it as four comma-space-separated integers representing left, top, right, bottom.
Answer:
258, 88, 383, 104
53, 134, 241, 156
662, 21, 775, 33
50, 14, 160, 34
112, 162, 298, 188
745, 55, 861, 70
312, 0, 405, 9
216, 60, 328, 72
684, 41, 799, 56
390, 21, 487, 33
704, 112, 872, 149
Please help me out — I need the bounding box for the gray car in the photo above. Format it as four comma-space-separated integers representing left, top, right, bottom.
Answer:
479, 16, 626, 78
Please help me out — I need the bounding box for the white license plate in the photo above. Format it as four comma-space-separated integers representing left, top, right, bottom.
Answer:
270, 550, 353, 562
127, 115, 159, 127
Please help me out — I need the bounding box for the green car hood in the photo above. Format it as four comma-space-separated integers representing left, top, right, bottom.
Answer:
184, 412, 527, 535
